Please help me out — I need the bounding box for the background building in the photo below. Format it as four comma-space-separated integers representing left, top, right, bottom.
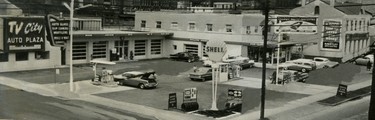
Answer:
289, 0, 372, 62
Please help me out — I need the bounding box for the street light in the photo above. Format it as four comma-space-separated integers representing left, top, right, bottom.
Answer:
63, 0, 92, 92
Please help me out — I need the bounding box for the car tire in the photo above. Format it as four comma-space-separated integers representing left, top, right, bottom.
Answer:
301, 68, 307, 73
188, 59, 192, 63
202, 78, 206, 82
139, 84, 145, 89
353, 61, 357, 65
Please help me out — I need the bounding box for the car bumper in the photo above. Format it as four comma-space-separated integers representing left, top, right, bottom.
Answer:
145, 83, 158, 88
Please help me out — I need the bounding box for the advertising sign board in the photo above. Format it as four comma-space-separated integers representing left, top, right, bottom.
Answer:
45, 14, 70, 46
336, 84, 348, 97
322, 19, 342, 50
228, 89, 243, 101
274, 16, 318, 34
3, 17, 46, 52
183, 88, 197, 103
168, 93, 177, 109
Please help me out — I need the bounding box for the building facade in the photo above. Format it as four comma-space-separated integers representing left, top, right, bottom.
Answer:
289, 0, 372, 62
134, 11, 290, 63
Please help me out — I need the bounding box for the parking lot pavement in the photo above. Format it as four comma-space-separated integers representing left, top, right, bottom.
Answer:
43, 80, 136, 95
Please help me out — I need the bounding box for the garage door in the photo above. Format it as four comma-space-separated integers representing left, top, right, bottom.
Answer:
184, 44, 198, 55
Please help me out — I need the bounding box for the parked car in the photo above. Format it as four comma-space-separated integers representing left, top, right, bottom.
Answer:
278, 63, 313, 73
313, 57, 339, 69
224, 56, 255, 70
269, 70, 309, 84
287, 59, 317, 70
113, 70, 158, 89
170, 52, 199, 62
354, 54, 374, 65
189, 67, 212, 81
204, 56, 254, 70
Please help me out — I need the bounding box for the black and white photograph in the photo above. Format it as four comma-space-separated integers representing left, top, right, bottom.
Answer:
0, 0, 375, 120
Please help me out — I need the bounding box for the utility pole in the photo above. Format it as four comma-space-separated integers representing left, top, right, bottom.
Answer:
369, 45, 375, 120
260, 0, 269, 119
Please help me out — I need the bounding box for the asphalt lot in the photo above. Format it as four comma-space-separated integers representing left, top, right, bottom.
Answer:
0, 59, 371, 114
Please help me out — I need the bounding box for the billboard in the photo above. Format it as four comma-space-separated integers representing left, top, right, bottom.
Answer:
45, 14, 70, 47
321, 19, 342, 50
274, 16, 318, 34
3, 17, 45, 52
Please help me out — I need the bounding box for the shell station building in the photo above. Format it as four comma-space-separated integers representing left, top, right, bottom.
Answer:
0, 16, 173, 72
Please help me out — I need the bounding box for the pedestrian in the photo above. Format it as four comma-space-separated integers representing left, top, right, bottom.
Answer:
367, 61, 372, 71
193, 65, 198, 72
271, 71, 276, 84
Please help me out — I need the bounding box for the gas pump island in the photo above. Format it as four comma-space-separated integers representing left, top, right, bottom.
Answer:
205, 40, 228, 110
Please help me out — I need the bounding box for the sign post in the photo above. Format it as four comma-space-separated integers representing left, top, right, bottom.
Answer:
205, 40, 227, 110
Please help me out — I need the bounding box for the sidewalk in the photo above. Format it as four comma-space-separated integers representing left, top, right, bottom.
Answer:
0, 74, 371, 120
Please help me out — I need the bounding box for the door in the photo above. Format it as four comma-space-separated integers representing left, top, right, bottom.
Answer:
115, 40, 129, 60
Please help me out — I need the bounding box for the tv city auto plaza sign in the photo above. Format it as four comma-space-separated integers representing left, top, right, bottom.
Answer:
3, 17, 46, 52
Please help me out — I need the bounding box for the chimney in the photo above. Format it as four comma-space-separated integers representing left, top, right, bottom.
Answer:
301, 0, 306, 6
330, 0, 335, 6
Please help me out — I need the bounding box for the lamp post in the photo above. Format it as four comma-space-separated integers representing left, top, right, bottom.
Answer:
63, 0, 92, 92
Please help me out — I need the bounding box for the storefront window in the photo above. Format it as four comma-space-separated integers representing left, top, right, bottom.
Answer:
134, 40, 146, 56
35, 51, 49, 60
92, 41, 107, 59
73, 42, 87, 60
151, 39, 162, 55
0, 53, 9, 62
16, 52, 28, 61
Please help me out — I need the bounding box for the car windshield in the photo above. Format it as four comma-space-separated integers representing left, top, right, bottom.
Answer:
315, 59, 324, 62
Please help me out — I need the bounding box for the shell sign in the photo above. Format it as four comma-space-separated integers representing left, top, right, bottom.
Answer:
205, 40, 227, 62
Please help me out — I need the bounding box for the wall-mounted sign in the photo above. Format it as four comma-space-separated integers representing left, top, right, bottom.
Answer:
205, 40, 227, 62
183, 87, 197, 103
274, 16, 318, 34
168, 93, 177, 109
322, 19, 342, 50
346, 33, 369, 41
45, 14, 70, 46
3, 17, 46, 52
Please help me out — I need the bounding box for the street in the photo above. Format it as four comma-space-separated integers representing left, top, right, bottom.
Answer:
0, 84, 156, 120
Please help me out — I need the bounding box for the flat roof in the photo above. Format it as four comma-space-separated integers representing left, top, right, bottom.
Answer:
73, 30, 174, 37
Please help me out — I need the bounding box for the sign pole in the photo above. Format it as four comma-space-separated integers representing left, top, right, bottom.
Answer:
68, 0, 74, 92
211, 63, 219, 110
276, 33, 281, 85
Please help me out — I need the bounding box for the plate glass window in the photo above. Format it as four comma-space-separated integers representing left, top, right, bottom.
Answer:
16, 52, 28, 61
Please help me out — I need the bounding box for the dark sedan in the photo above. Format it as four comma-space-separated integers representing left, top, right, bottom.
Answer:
170, 52, 199, 62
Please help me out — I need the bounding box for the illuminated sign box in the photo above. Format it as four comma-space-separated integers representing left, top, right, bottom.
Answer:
3, 17, 46, 52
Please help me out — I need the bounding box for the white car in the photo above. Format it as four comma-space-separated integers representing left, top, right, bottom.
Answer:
287, 59, 317, 70
278, 62, 313, 73
313, 57, 339, 69
354, 54, 374, 65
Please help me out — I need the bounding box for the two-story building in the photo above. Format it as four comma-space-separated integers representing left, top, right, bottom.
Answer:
134, 11, 288, 63
289, 0, 372, 62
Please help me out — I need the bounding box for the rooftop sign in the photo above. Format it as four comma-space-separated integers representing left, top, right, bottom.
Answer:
274, 16, 318, 34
